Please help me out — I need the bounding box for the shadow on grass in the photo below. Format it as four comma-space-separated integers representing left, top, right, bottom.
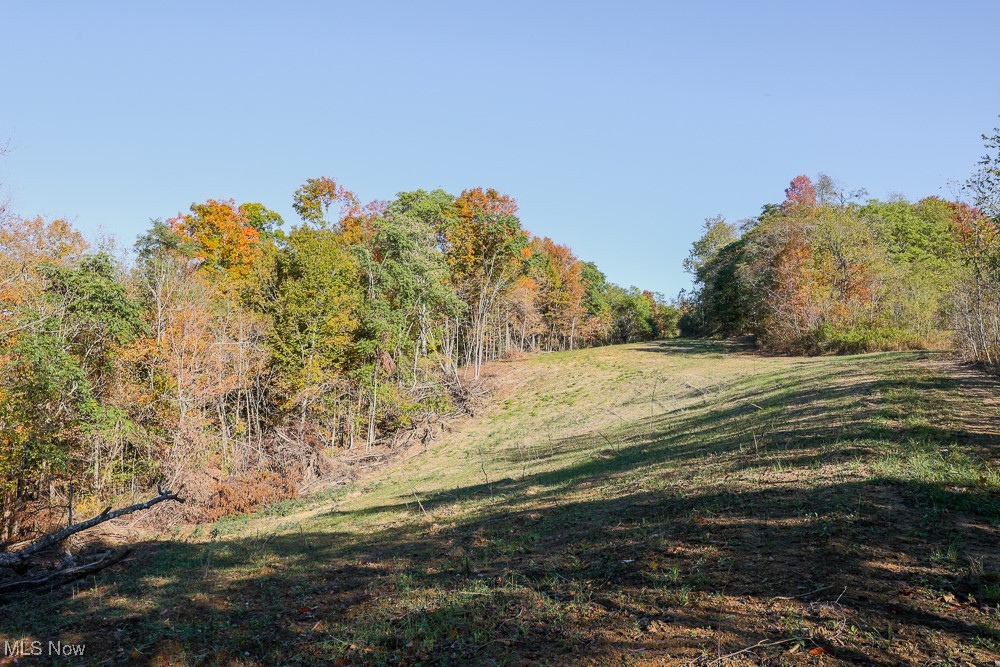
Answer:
491, 351, 999, 500
634, 338, 756, 356
2, 351, 998, 666
3, 474, 995, 665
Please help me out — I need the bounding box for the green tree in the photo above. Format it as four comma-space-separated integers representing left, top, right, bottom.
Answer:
681, 216, 749, 336
271, 226, 362, 439
607, 286, 654, 343
2, 251, 147, 537
683, 215, 738, 278
350, 204, 463, 446
292, 177, 358, 228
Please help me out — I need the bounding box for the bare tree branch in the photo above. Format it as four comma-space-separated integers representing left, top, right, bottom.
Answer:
0, 486, 184, 570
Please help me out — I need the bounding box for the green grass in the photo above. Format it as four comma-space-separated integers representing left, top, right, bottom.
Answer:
2, 340, 999, 666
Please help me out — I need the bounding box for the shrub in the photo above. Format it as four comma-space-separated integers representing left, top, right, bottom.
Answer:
204, 470, 298, 522
794, 324, 929, 355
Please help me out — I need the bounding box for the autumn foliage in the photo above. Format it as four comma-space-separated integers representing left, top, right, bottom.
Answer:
169, 199, 263, 274
681, 170, 1000, 356
0, 180, 672, 539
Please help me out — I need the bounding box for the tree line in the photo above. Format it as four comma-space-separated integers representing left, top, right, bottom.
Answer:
0, 180, 676, 539
680, 126, 1000, 364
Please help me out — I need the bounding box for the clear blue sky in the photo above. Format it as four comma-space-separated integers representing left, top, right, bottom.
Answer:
2, 1, 999, 297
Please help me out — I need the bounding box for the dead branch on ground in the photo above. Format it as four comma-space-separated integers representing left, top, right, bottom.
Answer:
0, 486, 184, 593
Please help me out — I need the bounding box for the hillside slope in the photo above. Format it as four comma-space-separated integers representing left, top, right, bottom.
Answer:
3, 341, 999, 666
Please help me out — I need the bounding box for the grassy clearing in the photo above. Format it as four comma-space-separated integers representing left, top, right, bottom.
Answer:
2, 340, 999, 666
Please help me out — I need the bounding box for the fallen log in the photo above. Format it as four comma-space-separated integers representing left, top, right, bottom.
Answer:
0, 548, 133, 596
0, 485, 184, 571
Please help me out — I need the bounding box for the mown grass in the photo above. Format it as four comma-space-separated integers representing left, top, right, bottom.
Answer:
1, 340, 998, 666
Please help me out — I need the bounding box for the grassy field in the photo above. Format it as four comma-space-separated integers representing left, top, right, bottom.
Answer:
2, 340, 999, 666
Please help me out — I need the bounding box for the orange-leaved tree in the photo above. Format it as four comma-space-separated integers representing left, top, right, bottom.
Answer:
446, 188, 530, 377
168, 199, 265, 277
